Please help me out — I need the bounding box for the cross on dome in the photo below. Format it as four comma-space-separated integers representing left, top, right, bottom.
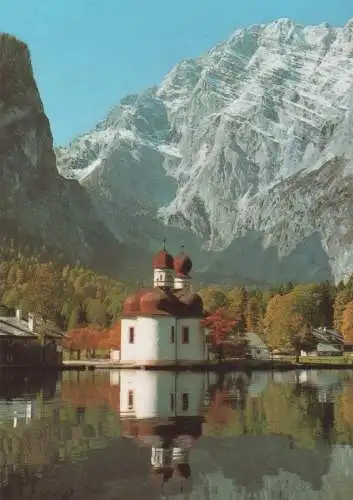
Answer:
152, 241, 174, 270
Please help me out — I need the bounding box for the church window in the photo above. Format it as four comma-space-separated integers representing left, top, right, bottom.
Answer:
129, 327, 135, 343
182, 326, 189, 344
182, 393, 189, 411
170, 393, 175, 411
171, 325, 175, 343
128, 390, 134, 409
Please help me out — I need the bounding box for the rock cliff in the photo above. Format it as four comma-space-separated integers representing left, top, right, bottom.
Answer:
0, 34, 142, 279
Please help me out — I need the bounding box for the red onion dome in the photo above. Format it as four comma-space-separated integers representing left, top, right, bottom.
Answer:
174, 251, 192, 276
139, 288, 179, 316
152, 249, 174, 269
123, 290, 144, 315
177, 291, 203, 316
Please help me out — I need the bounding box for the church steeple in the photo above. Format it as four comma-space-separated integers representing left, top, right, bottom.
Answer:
173, 246, 192, 290
152, 241, 174, 288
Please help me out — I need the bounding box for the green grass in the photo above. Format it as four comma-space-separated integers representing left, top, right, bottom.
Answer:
274, 355, 353, 365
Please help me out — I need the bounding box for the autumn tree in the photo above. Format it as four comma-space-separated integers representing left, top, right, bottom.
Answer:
20, 262, 65, 336
198, 286, 228, 314
334, 288, 353, 332
264, 291, 317, 360
63, 326, 104, 359
226, 287, 248, 332
97, 321, 121, 351
85, 298, 108, 327
341, 301, 353, 342
201, 308, 238, 362
245, 296, 262, 333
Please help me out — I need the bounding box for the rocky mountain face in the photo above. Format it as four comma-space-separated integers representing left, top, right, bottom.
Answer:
57, 18, 353, 284
0, 34, 144, 280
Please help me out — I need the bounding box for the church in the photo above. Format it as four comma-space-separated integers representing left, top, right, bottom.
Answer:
120, 246, 207, 366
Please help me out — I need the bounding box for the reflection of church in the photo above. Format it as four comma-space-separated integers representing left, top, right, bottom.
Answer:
114, 370, 214, 495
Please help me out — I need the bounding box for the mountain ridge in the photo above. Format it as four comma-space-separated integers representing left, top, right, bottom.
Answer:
56, 18, 353, 283
0, 33, 148, 282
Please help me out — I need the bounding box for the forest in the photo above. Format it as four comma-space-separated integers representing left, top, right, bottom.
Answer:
1, 240, 353, 356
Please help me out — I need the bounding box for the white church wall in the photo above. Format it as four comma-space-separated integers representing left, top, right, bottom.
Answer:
120, 318, 137, 362
174, 276, 191, 290
121, 316, 206, 363
177, 318, 205, 361
136, 316, 176, 362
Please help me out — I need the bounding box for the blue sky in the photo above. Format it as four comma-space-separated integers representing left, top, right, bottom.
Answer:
0, 0, 352, 145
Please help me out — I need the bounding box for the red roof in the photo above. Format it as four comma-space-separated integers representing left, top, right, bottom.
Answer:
152, 250, 174, 269
122, 288, 203, 317
174, 251, 192, 277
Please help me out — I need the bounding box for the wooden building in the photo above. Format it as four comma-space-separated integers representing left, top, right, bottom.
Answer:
0, 308, 63, 367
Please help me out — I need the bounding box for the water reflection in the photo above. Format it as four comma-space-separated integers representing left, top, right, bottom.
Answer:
1, 369, 353, 498
116, 371, 213, 495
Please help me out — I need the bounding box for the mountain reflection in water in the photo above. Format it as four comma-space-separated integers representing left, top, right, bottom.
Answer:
0, 369, 353, 499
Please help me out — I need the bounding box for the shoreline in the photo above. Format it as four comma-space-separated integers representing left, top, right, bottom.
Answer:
1, 358, 353, 371
61, 358, 353, 371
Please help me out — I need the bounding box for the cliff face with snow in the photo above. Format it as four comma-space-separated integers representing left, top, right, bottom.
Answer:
57, 18, 353, 284
0, 34, 143, 279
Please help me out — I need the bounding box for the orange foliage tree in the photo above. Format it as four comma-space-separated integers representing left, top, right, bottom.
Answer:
201, 308, 238, 362
63, 326, 104, 359
97, 321, 121, 350
63, 321, 121, 359
341, 301, 353, 342
264, 291, 317, 361
246, 296, 262, 333
334, 289, 353, 332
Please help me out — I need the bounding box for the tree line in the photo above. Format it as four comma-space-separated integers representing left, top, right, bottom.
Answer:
198, 277, 353, 355
2, 239, 353, 357
0, 243, 130, 354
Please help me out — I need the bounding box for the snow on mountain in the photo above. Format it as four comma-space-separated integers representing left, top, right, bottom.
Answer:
56, 18, 353, 283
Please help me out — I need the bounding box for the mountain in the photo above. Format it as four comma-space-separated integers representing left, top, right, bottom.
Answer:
57, 18, 353, 284
0, 34, 145, 281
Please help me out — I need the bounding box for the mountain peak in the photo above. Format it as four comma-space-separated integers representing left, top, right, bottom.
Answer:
57, 18, 353, 284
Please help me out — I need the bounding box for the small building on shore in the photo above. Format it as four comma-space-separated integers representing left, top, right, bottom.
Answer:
300, 343, 342, 357
118, 246, 207, 366
0, 308, 63, 367
243, 332, 271, 360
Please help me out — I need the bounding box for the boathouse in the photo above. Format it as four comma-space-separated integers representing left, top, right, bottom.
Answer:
0, 308, 63, 366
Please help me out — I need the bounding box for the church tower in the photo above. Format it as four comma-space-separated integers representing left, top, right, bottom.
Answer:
152, 241, 174, 288
173, 247, 192, 290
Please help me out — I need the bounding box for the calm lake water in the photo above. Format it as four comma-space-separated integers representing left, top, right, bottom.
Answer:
1, 369, 353, 499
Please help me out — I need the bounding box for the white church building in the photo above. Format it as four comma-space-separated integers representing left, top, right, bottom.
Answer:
119, 246, 206, 366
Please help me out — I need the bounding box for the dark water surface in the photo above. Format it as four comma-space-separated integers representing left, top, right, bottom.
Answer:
1, 369, 353, 499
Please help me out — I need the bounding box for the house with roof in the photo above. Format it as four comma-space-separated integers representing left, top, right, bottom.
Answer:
0, 308, 63, 366
119, 245, 206, 366
243, 332, 271, 360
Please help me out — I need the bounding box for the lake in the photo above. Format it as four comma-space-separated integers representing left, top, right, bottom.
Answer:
1, 368, 353, 499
